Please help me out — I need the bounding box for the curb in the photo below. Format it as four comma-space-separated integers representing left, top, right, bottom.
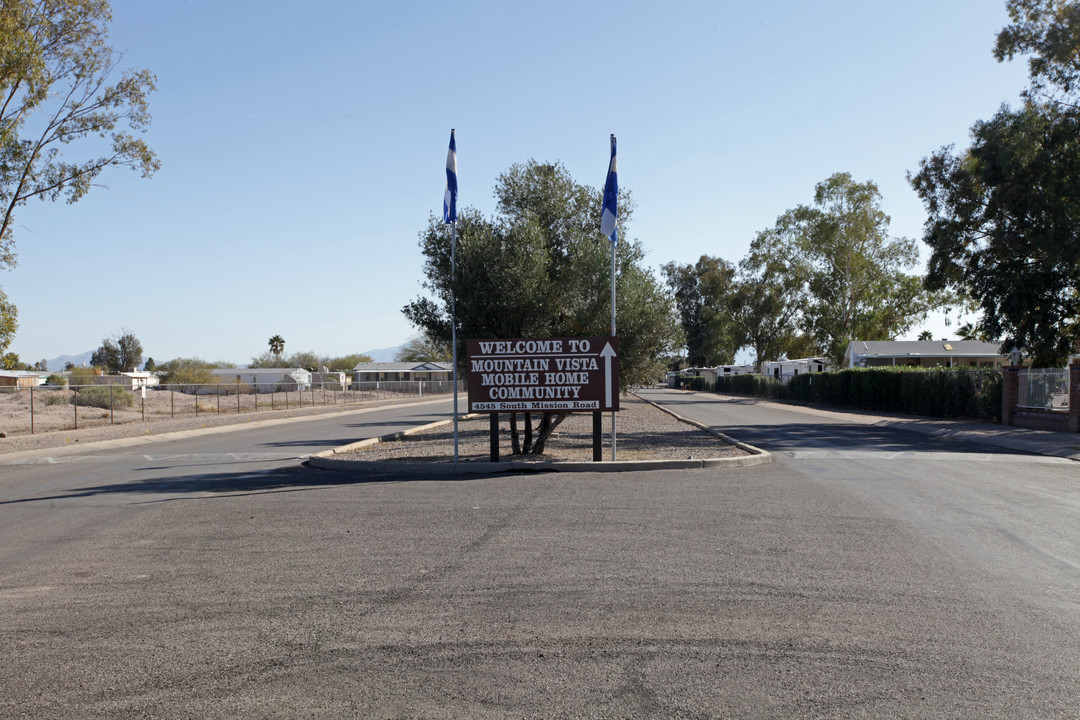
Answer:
0, 397, 454, 464
307, 396, 772, 475
631, 390, 771, 460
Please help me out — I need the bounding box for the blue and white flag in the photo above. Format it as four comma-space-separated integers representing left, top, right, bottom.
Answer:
600, 134, 617, 244
443, 129, 457, 224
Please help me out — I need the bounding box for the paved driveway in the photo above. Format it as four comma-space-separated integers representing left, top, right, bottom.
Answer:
2, 394, 1079, 718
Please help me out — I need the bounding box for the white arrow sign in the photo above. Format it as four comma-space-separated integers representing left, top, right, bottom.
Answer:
599, 342, 617, 408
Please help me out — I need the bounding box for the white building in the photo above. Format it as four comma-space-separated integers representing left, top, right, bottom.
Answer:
207, 367, 312, 393
352, 361, 453, 383
846, 340, 1005, 369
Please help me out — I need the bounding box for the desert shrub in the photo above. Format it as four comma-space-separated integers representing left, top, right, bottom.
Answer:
45, 373, 66, 386
68, 366, 100, 386
44, 392, 69, 406
72, 386, 134, 409
156, 358, 220, 393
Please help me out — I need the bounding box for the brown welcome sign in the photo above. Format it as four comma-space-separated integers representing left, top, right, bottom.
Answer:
466, 337, 619, 413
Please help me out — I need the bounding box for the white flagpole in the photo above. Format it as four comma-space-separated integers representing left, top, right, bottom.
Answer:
451, 220, 459, 463
611, 222, 617, 461
603, 133, 618, 461
444, 129, 459, 463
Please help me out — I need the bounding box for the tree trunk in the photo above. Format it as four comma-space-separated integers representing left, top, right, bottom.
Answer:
509, 413, 521, 455
523, 413, 534, 453
530, 411, 570, 454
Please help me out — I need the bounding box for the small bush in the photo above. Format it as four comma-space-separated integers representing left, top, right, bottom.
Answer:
72, 386, 134, 409
44, 392, 69, 406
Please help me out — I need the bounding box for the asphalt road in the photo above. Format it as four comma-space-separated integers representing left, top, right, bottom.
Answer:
2, 390, 1079, 718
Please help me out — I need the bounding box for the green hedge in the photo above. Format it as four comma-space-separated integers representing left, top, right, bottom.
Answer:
713, 367, 1001, 422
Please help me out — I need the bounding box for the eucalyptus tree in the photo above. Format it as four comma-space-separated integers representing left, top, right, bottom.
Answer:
995, 0, 1080, 103
751, 173, 937, 367
733, 228, 810, 370
905, 1, 1080, 367
661, 255, 741, 367
910, 101, 1080, 366
0, 0, 158, 350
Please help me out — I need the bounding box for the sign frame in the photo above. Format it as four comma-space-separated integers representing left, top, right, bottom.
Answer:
466, 336, 619, 413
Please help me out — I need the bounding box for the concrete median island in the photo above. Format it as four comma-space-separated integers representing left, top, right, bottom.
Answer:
308, 393, 771, 474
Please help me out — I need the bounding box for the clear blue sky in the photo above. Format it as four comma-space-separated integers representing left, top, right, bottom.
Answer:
4, 0, 1030, 366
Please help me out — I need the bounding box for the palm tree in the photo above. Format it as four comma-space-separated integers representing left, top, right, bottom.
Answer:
268, 335, 285, 367
917, 330, 934, 342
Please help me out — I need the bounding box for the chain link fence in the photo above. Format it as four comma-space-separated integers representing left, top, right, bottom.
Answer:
0, 380, 463, 436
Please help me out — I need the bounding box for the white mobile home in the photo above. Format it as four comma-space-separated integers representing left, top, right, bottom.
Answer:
207, 367, 312, 393
846, 340, 1005, 369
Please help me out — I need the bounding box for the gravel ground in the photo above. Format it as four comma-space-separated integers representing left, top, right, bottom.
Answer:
0, 395, 416, 455
0, 389, 748, 462
340, 394, 748, 463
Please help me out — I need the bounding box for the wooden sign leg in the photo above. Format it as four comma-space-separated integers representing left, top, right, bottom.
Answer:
489, 413, 499, 462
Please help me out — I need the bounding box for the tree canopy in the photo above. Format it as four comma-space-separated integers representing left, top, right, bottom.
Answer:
267, 335, 285, 366
405, 160, 680, 388
732, 237, 810, 371
0, 0, 158, 355
404, 160, 680, 453
0, 287, 14, 357
395, 334, 451, 363
90, 331, 143, 373
661, 256, 741, 367
906, 1, 1080, 367
747, 173, 938, 367
910, 101, 1080, 366
995, 0, 1080, 102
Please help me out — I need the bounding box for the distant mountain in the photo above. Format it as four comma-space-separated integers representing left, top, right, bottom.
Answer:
47, 351, 94, 372
362, 346, 401, 362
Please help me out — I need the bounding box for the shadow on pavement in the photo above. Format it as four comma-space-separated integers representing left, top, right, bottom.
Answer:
714, 420, 1029, 455
0, 464, 462, 506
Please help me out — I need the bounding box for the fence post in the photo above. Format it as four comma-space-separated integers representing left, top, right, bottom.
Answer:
171, 387, 174, 418
74, 386, 78, 429
30, 386, 34, 434
110, 384, 114, 424
1002, 365, 1020, 426
1070, 361, 1080, 433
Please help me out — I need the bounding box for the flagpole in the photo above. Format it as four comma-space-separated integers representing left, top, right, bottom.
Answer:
601, 133, 618, 462
610, 217, 617, 461
443, 129, 459, 463
451, 220, 459, 463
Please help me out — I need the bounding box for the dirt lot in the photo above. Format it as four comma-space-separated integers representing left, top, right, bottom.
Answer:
0, 386, 426, 454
